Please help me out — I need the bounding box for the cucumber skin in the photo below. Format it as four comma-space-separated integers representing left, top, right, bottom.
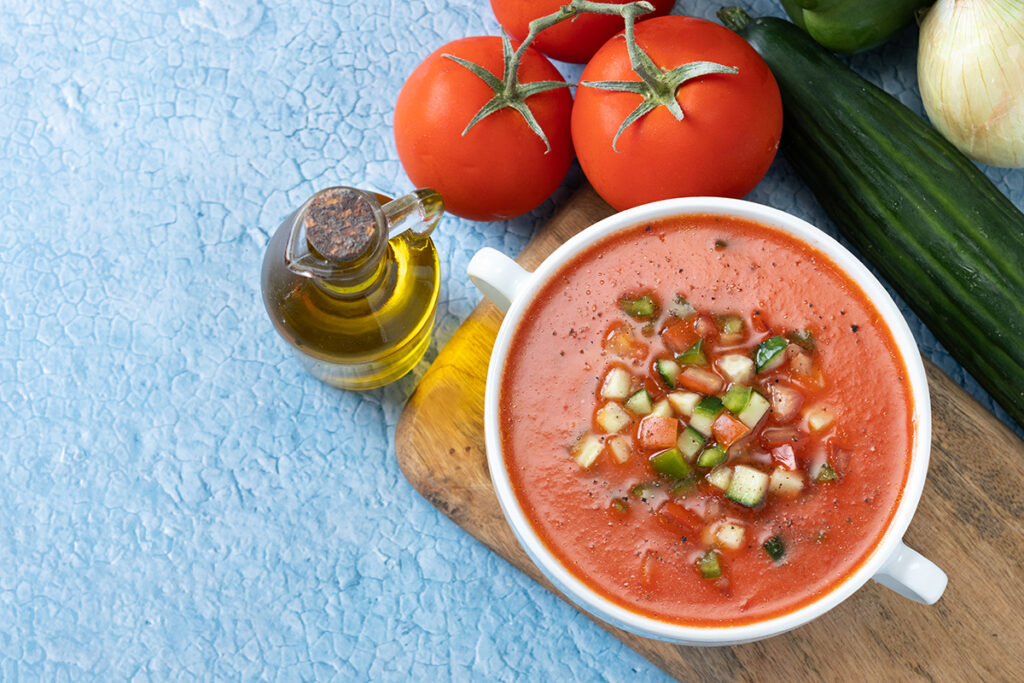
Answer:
726, 14, 1024, 430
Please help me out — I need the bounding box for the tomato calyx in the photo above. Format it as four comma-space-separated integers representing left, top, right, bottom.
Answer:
580, 13, 739, 152
442, 0, 656, 153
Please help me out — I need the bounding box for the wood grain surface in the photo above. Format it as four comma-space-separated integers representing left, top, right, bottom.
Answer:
395, 185, 1024, 682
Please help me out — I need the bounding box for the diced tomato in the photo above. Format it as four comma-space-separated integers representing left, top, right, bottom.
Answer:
660, 319, 698, 354
712, 412, 749, 449
676, 366, 724, 394
603, 322, 647, 361
760, 426, 804, 447
830, 442, 853, 475
770, 443, 797, 470
787, 346, 814, 376
638, 415, 679, 449
657, 500, 703, 534
694, 314, 717, 339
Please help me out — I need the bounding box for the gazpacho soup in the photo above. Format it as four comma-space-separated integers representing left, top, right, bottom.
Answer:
499, 214, 914, 626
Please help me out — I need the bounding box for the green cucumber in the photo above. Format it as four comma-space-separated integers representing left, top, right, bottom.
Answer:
722, 385, 752, 414
688, 396, 723, 436
696, 445, 727, 468
720, 9, 1024, 430
676, 339, 707, 366
697, 549, 722, 579
655, 358, 681, 388
676, 426, 705, 461
725, 464, 769, 507
649, 448, 691, 481
754, 335, 788, 373
625, 389, 653, 416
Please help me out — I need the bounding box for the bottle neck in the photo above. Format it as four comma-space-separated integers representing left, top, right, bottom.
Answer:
311, 242, 392, 299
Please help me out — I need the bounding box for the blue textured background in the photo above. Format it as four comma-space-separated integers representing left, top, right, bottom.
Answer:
1, 0, 1021, 679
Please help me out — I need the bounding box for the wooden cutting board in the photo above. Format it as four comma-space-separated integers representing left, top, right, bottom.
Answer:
395, 185, 1024, 681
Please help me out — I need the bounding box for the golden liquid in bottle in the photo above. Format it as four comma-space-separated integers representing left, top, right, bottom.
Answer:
260, 207, 440, 390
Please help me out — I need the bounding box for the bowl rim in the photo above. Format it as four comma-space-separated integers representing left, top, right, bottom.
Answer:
482, 196, 932, 645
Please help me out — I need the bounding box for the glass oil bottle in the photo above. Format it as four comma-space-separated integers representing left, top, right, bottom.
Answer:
261, 186, 443, 390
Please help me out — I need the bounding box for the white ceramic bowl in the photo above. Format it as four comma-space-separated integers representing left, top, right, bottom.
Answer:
468, 197, 946, 645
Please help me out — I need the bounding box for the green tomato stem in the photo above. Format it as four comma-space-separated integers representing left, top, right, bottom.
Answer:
441, 0, 656, 152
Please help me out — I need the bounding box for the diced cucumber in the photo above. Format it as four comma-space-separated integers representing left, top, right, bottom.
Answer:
607, 435, 632, 463
763, 535, 786, 562
706, 465, 732, 491
596, 402, 631, 433
717, 354, 755, 384
697, 550, 722, 579
668, 294, 696, 320
650, 398, 673, 418
676, 426, 705, 461
655, 358, 681, 388
725, 464, 769, 507
570, 432, 603, 469
667, 391, 701, 416
722, 385, 753, 414
715, 522, 745, 550
620, 293, 658, 319
754, 335, 788, 373
737, 390, 770, 428
696, 445, 727, 468
625, 389, 653, 416
600, 367, 632, 400
768, 467, 804, 496
806, 407, 835, 433
688, 396, 723, 436
649, 448, 691, 480
675, 338, 707, 366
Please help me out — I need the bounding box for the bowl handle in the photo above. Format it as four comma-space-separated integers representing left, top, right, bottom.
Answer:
872, 541, 947, 604
467, 247, 532, 314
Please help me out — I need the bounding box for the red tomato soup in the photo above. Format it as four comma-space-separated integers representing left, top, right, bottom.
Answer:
498, 215, 914, 626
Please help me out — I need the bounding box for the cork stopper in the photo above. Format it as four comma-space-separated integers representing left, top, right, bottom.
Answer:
304, 188, 378, 261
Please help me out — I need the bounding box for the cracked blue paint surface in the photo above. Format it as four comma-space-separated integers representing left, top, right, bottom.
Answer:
0, 0, 1020, 679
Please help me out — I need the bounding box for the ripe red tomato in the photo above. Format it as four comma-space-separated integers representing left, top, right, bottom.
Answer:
490, 0, 676, 64
571, 16, 783, 211
394, 37, 574, 222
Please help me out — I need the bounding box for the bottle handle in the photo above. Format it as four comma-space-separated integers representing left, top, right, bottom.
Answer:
871, 540, 947, 605
381, 189, 445, 239
467, 247, 532, 314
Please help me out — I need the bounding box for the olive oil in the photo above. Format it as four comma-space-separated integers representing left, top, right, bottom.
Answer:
261, 187, 443, 390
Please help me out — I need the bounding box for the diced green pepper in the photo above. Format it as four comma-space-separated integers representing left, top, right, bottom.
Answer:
697, 550, 722, 579
619, 293, 658, 320
816, 462, 838, 483
675, 338, 707, 366
649, 448, 691, 481
722, 385, 753, 414
696, 445, 727, 468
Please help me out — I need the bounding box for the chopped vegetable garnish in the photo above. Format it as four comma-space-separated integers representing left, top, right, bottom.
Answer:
625, 388, 654, 416
676, 366, 724, 394
706, 466, 732, 491
786, 329, 815, 351
769, 384, 803, 423
815, 462, 838, 483
711, 411, 749, 449
610, 499, 629, 513
667, 391, 701, 416
649, 448, 692, 480
596, 401, 631, 433
725, 464, 769, 507
722, 385, 753, 414
637, 415, 679, 449
697, 549, 722, 579
717, 314, 745, 342
696, 445, 727, 468
571, 432, 603, 469
670, 477, 696, 498
717, 353, 755, 383
649, 398, 673, 418
655, 358, 681, 388
736, 390, 771, 428
600, 366, 633, 400
769, 467, 804, 496
689, 396, 724, 436
620, 293, 659, 319
754, 335, 789, 373
607, 435, 632, 464
675, 339, 708, 366
715, 522, 745, 550
763, 535, 786, 561
806, 407, 836, 432
676, 426, 705, 461
668, 294, 696, 320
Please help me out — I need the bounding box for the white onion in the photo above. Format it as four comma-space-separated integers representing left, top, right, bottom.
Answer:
918, 0, 1024, 168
